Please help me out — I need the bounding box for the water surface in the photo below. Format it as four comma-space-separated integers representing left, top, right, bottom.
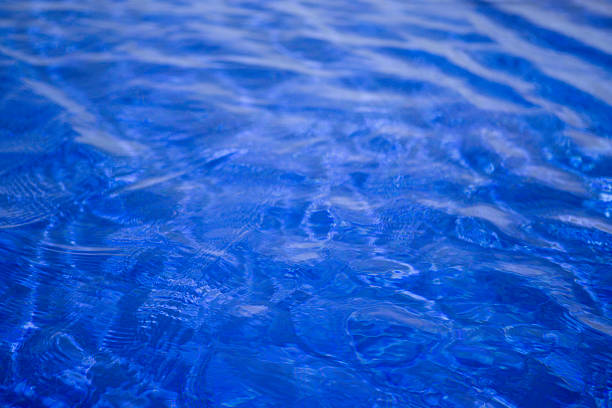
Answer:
0, 0, 611, 406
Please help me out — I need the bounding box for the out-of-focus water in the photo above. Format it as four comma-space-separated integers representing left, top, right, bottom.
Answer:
0, 0, 611, 406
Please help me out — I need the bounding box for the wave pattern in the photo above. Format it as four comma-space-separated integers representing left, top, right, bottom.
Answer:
0, 0, 611, 406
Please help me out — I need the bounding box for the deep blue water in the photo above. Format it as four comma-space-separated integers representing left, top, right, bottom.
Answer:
1, 0, 611, 406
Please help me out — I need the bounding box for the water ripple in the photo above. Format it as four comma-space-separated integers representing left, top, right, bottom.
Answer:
0, 0, 611, 406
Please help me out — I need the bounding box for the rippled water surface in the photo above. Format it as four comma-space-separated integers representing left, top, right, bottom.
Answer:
1, 0, 612, 406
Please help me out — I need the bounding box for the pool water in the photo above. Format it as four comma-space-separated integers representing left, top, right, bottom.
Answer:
0, 0, 611, 406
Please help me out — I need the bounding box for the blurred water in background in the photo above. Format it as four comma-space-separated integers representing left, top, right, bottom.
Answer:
0, 0, 611, 406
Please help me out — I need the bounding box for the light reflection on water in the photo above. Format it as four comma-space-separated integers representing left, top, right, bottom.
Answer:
0, 0, 611, 406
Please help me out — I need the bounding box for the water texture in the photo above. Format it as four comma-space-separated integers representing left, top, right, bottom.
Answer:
0, 0, 611, 406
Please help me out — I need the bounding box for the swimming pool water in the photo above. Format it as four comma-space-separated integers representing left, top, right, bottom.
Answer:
0, 0, 611, 406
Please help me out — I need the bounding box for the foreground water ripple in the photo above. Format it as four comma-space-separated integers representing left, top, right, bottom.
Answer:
0, 0, 611, 407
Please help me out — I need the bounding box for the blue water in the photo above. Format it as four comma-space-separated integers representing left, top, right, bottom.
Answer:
1, 0, 611, 406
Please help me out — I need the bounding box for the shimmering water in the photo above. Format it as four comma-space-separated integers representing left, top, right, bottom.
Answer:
1, 0, 611, 406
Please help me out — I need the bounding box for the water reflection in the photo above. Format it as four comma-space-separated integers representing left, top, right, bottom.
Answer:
0, 0, 611, 406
